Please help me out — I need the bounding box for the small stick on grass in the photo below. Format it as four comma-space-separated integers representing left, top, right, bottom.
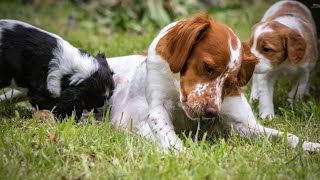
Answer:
194, 117, 201, 144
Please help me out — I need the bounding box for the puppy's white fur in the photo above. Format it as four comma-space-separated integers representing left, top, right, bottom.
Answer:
47, 40, 99, 97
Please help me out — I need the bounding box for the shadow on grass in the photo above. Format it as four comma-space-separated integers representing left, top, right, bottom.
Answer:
0, 101, 33, 119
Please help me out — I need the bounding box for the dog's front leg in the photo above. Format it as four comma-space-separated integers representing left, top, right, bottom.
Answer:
250, 74, 259, 102
288, 70, 310, 103
148, 105, 184, 152
220, 94, 320, 152
257, 73, 276, 119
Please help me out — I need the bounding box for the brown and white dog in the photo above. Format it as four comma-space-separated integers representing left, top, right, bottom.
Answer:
109, 13, 320, 152
249, 0, 318, 119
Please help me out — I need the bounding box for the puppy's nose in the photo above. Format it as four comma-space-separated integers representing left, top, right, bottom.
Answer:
204, 105, 219, 118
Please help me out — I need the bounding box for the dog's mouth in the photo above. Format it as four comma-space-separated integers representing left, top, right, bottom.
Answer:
181, 103, 219, 120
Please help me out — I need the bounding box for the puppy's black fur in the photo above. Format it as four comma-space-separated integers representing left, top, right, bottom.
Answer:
0, 20, 114, 120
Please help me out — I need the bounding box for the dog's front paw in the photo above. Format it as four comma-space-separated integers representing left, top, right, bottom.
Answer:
161, 137, 186, 154
260, 111, 274, 120
168, 144, 187, 155
302, 141, 320, 152
250, 91, 259, 103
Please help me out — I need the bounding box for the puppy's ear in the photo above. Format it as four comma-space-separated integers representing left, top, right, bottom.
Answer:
95, 52, 106, 60
156, 13, 210, 73
56, 88, 85, 121
286, 30, 306, 66
237, 42, 258, 87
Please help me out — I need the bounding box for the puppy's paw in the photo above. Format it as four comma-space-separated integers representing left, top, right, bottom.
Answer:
250, 93, 259, 103
260, 110, 275, 120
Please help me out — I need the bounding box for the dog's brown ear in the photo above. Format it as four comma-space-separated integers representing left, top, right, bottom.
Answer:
237, 42, 258, 87
286, 30, 306, 66
156, 12, 210, 73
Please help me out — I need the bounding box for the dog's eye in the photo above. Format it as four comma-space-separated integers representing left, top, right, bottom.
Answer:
96, 52, 106, 59
262, 47, 271, 52
204, 63, 214, 74
226, 82, 232, 87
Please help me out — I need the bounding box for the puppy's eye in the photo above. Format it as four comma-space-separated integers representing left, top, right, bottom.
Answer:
262, 47, 271, 52
204, 63, 214, 74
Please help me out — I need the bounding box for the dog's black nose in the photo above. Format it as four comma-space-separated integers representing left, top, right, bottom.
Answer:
204, 104, 218, 118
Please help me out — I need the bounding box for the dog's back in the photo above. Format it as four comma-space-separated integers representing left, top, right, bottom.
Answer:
0, 20, 60, 89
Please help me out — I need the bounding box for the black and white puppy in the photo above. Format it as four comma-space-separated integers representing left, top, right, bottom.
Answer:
0, 19, 114, 119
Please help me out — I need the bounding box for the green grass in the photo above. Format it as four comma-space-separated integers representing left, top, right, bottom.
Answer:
1, 1, 320, 179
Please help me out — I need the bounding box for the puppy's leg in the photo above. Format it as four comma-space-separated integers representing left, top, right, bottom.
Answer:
250, 74, 259, 102
0, 89, 28, 102
220, 94, 320, 152
148, 105, 184, 152
288, 71, 309, 104
257, 73, 276, 119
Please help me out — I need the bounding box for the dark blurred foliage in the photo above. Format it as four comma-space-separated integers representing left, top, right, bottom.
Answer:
18, 0, 268, 32
13, 0, 320, 34
296, 0, 320, 36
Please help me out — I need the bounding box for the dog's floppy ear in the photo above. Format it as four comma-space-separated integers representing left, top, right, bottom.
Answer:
156, 13, 210, 73
237, 42, 259, 87
56, 87, 85, 120
286, 30, 306, 66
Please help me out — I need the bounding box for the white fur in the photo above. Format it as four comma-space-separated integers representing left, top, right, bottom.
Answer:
262, 0, 312, 22
275, 16, 303, 34
251, 26, 273, 74
108, 55, 149, 131
47, 39, 99, 97
228, 37, 242, 70
250, 0, 318, 119
145, 23, 183, 151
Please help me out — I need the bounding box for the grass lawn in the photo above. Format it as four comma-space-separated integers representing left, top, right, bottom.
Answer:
1, 1, 320, 179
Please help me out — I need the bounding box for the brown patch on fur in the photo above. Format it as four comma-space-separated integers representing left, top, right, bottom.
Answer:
223, 76, 242, 96
156, 13, 210, 73
286, 29, 307, 66
237, 42, 258, 86
178, 17, 233, 109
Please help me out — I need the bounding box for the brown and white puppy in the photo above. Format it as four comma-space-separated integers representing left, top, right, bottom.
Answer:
108, 13, 320, 152
249, 0, 318, 119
